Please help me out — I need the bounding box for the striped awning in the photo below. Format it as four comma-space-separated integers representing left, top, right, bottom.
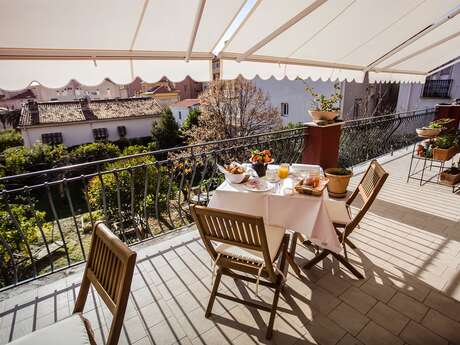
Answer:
1, 0, 459, 89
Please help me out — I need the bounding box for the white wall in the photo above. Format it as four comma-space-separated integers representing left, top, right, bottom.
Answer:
396, 61, 460, 112
252, 76, 336, 124
170, 104, 199, 126
22, 116, 158, 147
171, 106, 189, 126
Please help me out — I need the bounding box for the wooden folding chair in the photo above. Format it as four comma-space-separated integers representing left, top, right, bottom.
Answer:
10, 222, 137, 345
190, 205, 289, 339
305, 160, 389, 279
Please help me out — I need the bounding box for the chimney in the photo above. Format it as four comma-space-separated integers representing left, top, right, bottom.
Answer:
27, 100, 40, 125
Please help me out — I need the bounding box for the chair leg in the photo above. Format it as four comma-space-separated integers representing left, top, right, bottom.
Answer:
332, 253, 364, 279
205, 268, 222, 318
303, 250, 329, 269
266, 280, 282, 339
287, 232, 301, 277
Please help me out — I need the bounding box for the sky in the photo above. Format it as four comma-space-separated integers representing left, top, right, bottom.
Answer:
212, 0, 257, 55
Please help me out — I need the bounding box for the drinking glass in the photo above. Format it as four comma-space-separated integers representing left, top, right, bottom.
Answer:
278, 163, 289, 179
266, 165, 278, 181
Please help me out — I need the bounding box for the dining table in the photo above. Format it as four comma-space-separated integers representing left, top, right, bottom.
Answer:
207, 163, 342, 275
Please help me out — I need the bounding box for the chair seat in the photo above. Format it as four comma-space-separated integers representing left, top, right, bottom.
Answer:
10, 314, 92, 345
215, 225, 285, 264
325, 199, 351, 225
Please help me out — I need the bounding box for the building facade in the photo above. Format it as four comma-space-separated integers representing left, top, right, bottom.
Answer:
170, 99, 200, 126
253, 76, 337, 125
20, 98, 162, 147
396, 62, 460, 112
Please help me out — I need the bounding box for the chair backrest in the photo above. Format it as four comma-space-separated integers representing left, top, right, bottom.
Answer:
346, 160, 389, 236
190, 205, 278, 282
73, 221, 137, 345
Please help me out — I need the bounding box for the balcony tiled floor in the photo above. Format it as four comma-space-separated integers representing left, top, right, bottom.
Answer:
1, 152, 459, 345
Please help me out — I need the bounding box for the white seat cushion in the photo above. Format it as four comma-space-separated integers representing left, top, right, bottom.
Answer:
325, 199, 351, 225
10, 314, 91, 345
215, 225, 285, 264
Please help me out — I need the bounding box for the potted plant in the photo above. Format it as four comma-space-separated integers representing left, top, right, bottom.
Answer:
250, 149, 273, 177
416, 119, 455, 137
324, 167, 353, 197
432, 133, 458, 161
305, 83, 342, 123
440, 161, 460, 186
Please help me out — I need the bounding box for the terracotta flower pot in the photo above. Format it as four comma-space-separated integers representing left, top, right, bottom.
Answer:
432, 146, 458, 161
325, 168, 353, 197
308, 110, 338, 122
440, 169, 460, 185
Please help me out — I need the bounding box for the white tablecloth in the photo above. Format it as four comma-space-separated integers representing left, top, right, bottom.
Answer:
208, 170, 342, 254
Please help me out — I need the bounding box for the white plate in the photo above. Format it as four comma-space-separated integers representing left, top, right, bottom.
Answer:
243, 179, 273, 192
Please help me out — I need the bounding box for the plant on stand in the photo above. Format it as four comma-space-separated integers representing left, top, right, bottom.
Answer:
324, 167, 353, 198
440, 159, 460, 186
432, 133, 458, 161
305, 83, 342, 124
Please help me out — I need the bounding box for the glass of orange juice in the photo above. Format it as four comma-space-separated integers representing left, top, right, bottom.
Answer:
278, 163, 289, 179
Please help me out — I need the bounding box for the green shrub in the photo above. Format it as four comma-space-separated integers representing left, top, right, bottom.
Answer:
122, 145, 148, 156
69, 142, 120, 164
3, 144, 67, 175
0, 130, 23, 152
87, 155, 170, 222
0, 201, 51, 287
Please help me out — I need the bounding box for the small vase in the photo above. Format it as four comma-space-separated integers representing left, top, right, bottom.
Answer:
252, 162, 267, 177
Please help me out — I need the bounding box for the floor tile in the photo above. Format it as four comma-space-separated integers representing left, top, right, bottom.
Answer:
388, 292, 428, 322
340, 287, 377, 314
367, 302, 409, 335
328, 303, 369, 336
400, 320, 447, 345
421, 309, 460, 344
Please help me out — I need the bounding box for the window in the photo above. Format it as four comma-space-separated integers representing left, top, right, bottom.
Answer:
422, 79, 452, 98
281, 102, 289, 116
93, 128, 108, 141
117, 125, 127, 138
178, 111, 182, 120
42, 132, 63, 145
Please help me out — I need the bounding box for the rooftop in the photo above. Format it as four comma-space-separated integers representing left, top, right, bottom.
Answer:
19, 97, 163, 127
172, 99, 200, 108
1, 152, 459, 345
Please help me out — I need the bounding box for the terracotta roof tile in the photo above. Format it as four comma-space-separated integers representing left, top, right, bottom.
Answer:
20, 97, 162, 127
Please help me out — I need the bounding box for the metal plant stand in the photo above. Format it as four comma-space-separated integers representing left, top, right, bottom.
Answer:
407, 140, 460, 193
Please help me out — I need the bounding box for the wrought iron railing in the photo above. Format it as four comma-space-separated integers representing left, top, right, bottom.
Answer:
0, 127, 306, 290
0, 108, 438, 290
338, 108, 436, 167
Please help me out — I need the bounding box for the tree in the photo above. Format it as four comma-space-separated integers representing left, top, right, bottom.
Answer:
0, 110, 21, 130
0, 130, 23, 152
151, 108, 183, 150
185, 78, 282, 143
182, 108, 201, 131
